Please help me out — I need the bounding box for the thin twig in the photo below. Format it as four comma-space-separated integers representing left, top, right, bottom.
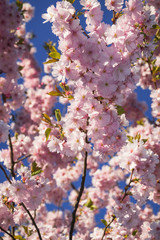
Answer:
15, 154, 32, 164
147, 60, 157, 89
112, 10, 116, 24
8, 134, 15, 178
121, 169, 134, 202
0, 227, 16, 240
101, 169, 134, 239
101, 215, 116, 240
20, 202, 42, 240
73, 13, 89, 39
0, 165, 12, 184
82, 28, 90, 38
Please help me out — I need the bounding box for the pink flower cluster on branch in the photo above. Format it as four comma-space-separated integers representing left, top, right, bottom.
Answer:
0, 0, 160, 239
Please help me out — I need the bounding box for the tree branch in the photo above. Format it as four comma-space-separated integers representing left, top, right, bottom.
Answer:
71, 183, 79, 194
20, 202, 42, 240
101, 169, 134, 239
15, 154, 32, 164
69, 118, 89, 240
8, 134, 15, 178
0, 227, 16, 240
0, 165, 12, 184
69, 150, 88, 240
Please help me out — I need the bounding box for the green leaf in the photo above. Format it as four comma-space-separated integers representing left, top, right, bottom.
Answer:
115, 105, 125, 115
15, 132, 19, 140
43, 42, 61, 64
77, 10, 84, 17
43, 41, 53, 53
142, 138, 148, 144
31, 169, 43, 176
64, 0, 75, 4
136, 119, 144, 126
43, 59, 59, 64
31, 161, 39, 172
31, 161, 42, 176
132, 230, 138, 236
47, 91, 62, 96
155, 74, 160, 80
18, 65, 23, 71
14, 235, 26, 240
127, 135, 133, 143
135, 133, 141, 141
152, 24, 160, 29
49, 51, 61, 60
18, 65, 23, 76
124, 235, 128, 238
16, 38, 24, 45
132, 178, 140, 183
59, 83, 69, 91
68, 95, 74, 100
16, 0, 23, 11
90, 205, 97, 210
151, 59, 156, 65
55, 109, 61, 122
45, 128, 51, 141
84, 199, 97, 210
48, 45, 61, 60
84, 198, 94, 208
42, 113, 51, 123
101, 219, 108, 226
22, 226, 33, 237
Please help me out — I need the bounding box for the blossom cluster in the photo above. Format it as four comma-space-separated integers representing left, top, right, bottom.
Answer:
0, 0, 160, 239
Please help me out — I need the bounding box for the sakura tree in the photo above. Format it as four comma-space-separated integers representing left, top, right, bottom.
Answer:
0, 0, 160, 239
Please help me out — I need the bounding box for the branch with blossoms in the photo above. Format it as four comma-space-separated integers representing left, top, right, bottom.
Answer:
101, 215, 116, 240
0, 0, 160, 239
69, 118, 89, 240
69, 151, 88, 239
20, 202, 42, 240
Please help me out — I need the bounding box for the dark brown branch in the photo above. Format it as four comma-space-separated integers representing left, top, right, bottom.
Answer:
69, 118, 89, 240
69, 150, 88, 240
8, 134, 15, 178
0, 165, 12, 184
101, 215, 116, 240
82, 28, 90, 38
121, 168, 134, 202
8, 134, 16, 237
112, 10, 116, 24
0, 227, 16, 240
20, 202, 42, 240
71, 183, 79, 194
